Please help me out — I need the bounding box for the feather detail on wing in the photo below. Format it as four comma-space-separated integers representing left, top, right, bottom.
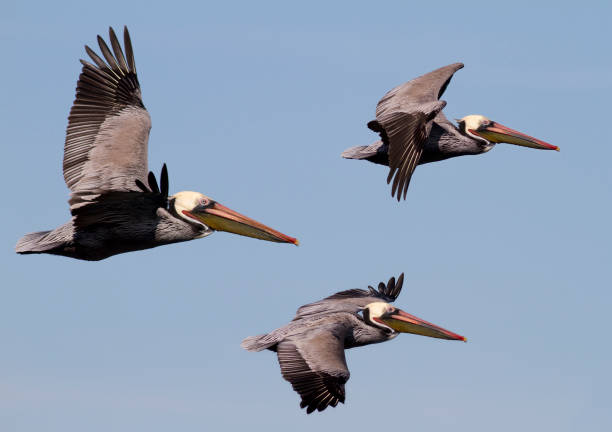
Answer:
294, 273, 405, 318
64, 26, 151, 205
370, 63, 464, 199
277, 332, 349, 414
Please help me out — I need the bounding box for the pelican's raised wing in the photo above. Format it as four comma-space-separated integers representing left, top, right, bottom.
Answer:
375, 63, 464, 116
277, 326, 350, 414
370, 63, 463, 200
294, 273, 404, 319
64, 26, 151, 209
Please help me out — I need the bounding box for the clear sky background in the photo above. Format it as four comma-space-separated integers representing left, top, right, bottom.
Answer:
1, 1, 610, 431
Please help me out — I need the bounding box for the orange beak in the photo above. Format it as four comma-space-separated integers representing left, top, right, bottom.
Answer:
185, 202, 299, 245
471, 121, 559, 151
377, 308, 467, 341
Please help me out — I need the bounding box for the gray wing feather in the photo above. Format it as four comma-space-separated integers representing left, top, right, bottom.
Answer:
372, 63, 463, 200
381, 109, 427, 200
375, 62, 464, 117
295, 274, 404, 318
278, 326, 350, 413
64, 26, 151, 207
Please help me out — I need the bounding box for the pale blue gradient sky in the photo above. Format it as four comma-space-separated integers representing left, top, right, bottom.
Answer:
1, 1, 611, 431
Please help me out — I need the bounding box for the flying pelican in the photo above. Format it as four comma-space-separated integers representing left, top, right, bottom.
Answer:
16, 27, 298, 261
242, 273, 465, 413
342, 63, 559, 200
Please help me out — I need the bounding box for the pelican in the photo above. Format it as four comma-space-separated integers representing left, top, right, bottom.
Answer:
342, 63, 559, 200
242, 273, 465, 413
16, 27, 298, 261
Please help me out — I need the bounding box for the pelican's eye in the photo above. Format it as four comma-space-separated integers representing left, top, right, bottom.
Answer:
199, 198, 210, 207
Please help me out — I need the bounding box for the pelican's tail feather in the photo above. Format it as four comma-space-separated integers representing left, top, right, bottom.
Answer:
15, 231, 62, 254
341, 140, 388, 166
15, 224, 74, 256
241, 334, 279, 352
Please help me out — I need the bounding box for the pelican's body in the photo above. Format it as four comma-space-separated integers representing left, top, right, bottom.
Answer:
242, 274, 465, 413
16, 27, 297, 261
17, 172, 213, 261
342, 63, 559, 200
17, 189, 204, 261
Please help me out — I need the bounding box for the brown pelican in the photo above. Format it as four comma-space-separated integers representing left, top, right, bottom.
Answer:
342, 63, 559, 200
242, 273, 465, 413
15, 27, 298, 261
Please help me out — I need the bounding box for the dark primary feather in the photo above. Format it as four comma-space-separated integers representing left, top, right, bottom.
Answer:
160, 164, 169, 198
64, 26, 151, 206
148, 171, 160, 194
123, 29, 136, 72
369, 273, 404, 301
134, 164, 170, 209
134, 179, 148, 193
109, 28, 129, 71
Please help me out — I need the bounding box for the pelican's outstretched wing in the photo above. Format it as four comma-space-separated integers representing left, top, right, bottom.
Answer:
369, 63, 463, 200
294, 273, 404, 319
277, 327, 350, 414
64, 26, 151, 209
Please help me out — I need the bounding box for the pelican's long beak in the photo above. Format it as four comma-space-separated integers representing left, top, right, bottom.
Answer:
187, 202, 299, 245
471, 121, 559, 151
378, 308, 466, 341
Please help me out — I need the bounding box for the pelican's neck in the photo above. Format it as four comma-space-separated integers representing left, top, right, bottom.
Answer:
347, 314, 397, 349
420, 123, 493, 164
154, 207, 213, 243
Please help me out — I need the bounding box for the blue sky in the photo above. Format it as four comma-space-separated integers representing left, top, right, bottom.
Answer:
1, 1, 610, 431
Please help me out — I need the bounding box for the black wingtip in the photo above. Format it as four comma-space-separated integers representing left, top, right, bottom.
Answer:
123, 26, 135, 73
136, 165, 168, 199
396, 273, 404, 290
147, 171, 160, 194
84, 44, 106, 70
386, 167, 395, 185
375, 272, 404, 301
135, 178, 149, 193
160, 163, 169, 199
367, 120, 383, 133
108, 26, 128, 72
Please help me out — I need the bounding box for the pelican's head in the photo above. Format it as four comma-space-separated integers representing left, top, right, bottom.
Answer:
362, 301, 466, 341
457, 115, 558, 151
170, 191, 299, 245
